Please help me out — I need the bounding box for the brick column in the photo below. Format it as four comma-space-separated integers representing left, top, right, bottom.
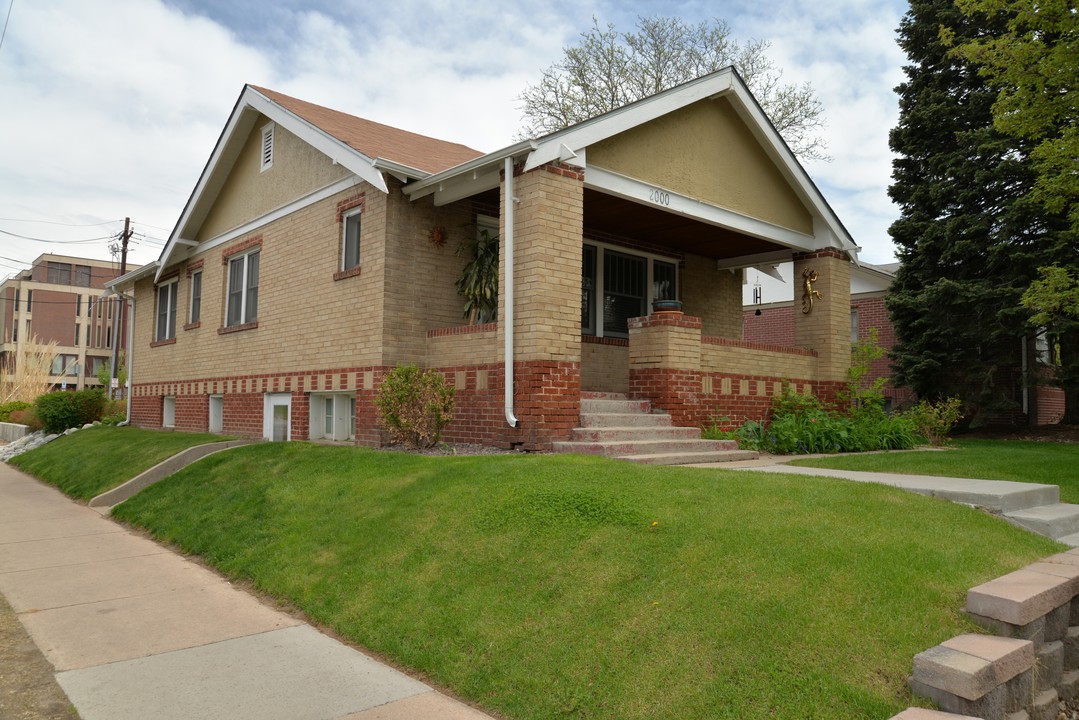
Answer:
628, 310, 703, 427
793, 249, 851, 386
499, 162, 583, 450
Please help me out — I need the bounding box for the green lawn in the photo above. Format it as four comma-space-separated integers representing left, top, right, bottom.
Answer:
789, 439, 1079, 503
10, 426, 235, 500
106, 442, 1059, 720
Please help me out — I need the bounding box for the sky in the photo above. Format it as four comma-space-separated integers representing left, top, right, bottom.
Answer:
0, 0, 909, 281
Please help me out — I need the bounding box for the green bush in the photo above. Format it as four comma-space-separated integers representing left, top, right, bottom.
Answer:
100, 399, 127, 426
0, 400, 32, 423
34, 388, 107, 434
906, 397, 963, 446
375, 365, 455, 449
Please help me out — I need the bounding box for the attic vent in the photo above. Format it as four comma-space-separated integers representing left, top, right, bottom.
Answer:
260, 122, 275, 172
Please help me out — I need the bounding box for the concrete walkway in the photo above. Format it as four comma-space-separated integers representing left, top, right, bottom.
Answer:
0, 462, 495, 720
686, 454, 1079, 546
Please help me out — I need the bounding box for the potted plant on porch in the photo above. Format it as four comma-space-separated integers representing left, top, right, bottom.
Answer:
455, 227, 499, 324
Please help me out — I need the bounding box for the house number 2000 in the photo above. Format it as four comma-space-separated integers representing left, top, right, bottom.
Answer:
648, 188, 670, 206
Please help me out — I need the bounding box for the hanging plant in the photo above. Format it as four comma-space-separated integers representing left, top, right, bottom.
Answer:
455, 227, 499, 324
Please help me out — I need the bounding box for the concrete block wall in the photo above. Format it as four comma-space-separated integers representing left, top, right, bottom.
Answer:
892, 548, 1079, 720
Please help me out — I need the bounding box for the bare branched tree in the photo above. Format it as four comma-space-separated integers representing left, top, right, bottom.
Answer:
517, 17, 829, 162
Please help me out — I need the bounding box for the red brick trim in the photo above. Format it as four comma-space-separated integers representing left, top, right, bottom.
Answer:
581, 335, 628, 347
221, 236, 263, 264
217, 321, 258, 335
185, 260, 205, 276
793, 248, 848, 261
149, 338, 176, 348
336, 193, 365, 222
428, 323, 497, 338
702, 336, 818, 357
333, 266, 362, 282
544, 162, 585, 181
183, 322, 201, 331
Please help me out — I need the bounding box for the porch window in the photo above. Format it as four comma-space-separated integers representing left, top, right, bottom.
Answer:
582, 243, 678, 338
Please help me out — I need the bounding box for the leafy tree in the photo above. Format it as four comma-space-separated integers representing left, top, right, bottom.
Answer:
951, 0, 1079, 235
95, 352, 128, 399
886, 0, 1071, 425
1021, 265, 1079, 423
517, 16, 828, 161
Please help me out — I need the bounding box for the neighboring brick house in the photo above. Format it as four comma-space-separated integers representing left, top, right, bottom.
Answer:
1, 254, 137, 391
110, 69, 864, 447
743, 262, 1065, 424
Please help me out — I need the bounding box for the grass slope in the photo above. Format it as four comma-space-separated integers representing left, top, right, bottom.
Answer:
112, 443, 1058, 720
10, 426, 234, 500
789, 439, 1079, 503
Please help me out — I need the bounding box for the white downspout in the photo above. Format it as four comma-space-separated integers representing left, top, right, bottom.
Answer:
504, 156, 518, 428
108, 290, 135, 426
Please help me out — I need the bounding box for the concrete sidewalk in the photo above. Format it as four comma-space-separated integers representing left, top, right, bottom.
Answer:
0, 462, 495, 720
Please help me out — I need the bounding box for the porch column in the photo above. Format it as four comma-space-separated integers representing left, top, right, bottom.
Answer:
628, 310, 703, 427
499, 162, 583, 450
793, 249, 851, 392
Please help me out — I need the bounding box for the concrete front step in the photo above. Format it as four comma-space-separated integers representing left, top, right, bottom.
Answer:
553, 438, 740, 457
579, 412, 673, 428
1005, 503, 1079, 541
569, 426, 701, 443
580, 398, 652, 414
616, 450, 760, 466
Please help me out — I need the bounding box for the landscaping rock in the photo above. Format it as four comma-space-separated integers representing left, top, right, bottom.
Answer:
0, 430, 58, 462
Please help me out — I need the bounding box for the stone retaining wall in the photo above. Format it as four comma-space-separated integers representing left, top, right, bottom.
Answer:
0, 422, 28, 443
890, 548, 1079, 720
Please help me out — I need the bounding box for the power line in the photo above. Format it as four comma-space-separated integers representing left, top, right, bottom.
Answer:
0, 216, 123, 228
0, 228, 116, 244
0, 0, 13, 53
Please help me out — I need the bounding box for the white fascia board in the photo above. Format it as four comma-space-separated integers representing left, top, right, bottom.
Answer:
585, 165, 815, 250
523, 71, 735, 172
402, 140, 535, 201
108, 262, 159, 291
372, 157, 430, 184
716, 250, 793, 271
245, 90, 389, 193
428, 169, 503, 206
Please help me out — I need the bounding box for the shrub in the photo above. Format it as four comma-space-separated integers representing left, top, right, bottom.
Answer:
0, 400, 32, 423
906, 397, 963, 446
9, 406, 43, 432
34, 388, 108, 434
101, 399, 127, 426
375, 365, 455, 449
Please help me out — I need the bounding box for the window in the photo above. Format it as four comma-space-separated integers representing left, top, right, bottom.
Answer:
87, 297, 93, 317
226, 250, 259, 326
260, 122, 274, 172
75, 295, 81, 316
106, 325, 112, 349
189, 270, 202, 324
47, 261, 71, 285
309, 393, 355, 441
13, 289, 18, 311
88, 356, 107, 378
341, 210, 361, 271
26, 291, 32, 312
74, 323, 80, 346
850, 308, 859, 343
163, 397, 175, 428
156, 280, 178, 341
51, 354, 78, 376
582, 243, 679, 338
11, 320, 16, 343
75, 265, 91, 287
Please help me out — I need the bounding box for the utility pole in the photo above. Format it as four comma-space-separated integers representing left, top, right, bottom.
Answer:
109, 218, 131, 400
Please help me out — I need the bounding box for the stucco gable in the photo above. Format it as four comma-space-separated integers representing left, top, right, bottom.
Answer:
587, 97, 813, 236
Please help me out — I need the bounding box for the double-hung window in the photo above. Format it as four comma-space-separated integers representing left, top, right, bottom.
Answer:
226, 250, 259, 326
581, 243, 679, 338
156, 280, 178, 341
189, 270, 202, 324
341, 210, 361, 271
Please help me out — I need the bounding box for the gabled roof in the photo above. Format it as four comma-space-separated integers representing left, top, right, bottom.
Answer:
404, 67, 858, 262
155, 85, 483, 280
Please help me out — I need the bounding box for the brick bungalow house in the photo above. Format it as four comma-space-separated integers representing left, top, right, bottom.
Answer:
109, 68, 862, 450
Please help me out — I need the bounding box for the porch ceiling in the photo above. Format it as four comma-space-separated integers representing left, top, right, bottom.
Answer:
582, 189, 785, 260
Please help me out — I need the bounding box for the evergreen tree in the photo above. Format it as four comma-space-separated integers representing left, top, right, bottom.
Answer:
886, 0, 1070, 424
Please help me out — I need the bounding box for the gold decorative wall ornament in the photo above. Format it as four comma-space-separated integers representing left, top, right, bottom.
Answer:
801, 268, 823, 314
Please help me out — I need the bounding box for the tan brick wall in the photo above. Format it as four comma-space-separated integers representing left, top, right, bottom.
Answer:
681, 254, 742, 338
426, 325, 499, 367
381, 180, 475, 366
581, 339, 629, 393
134, 184, 387, 385
701, 338, 818, 378
628, 313, 701, 371
502, 165, 583, 364
793, 250, 851, 382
